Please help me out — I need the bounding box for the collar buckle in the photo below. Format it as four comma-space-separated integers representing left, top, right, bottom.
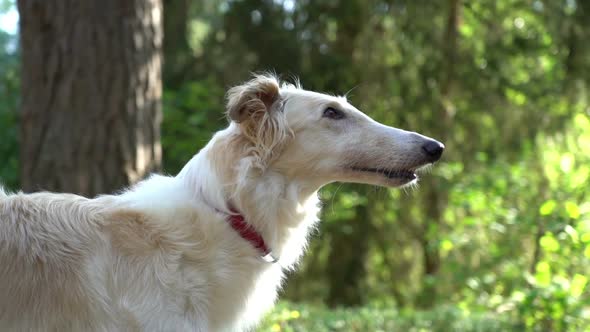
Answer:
260, 252, 279, 264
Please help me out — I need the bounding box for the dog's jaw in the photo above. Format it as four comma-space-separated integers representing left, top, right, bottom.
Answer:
337, 167, 418, 187
350, 167, 417, 184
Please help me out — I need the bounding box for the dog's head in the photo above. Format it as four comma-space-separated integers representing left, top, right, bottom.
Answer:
226, 74, 444, 188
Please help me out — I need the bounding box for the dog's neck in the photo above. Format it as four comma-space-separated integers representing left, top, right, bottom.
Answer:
232, 173, 320, 267
178, 130, 321, 268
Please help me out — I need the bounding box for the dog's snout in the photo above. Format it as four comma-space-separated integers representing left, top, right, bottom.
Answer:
422, 140, 445, 162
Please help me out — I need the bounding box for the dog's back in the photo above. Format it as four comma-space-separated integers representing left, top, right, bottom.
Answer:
0, 189, 119, 330
0, 183, 237, 331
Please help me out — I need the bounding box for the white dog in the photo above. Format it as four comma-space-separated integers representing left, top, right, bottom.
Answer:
0, 75, 443, 331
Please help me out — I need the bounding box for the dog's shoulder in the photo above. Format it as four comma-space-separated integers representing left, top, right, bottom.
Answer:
102, 174, 204, 257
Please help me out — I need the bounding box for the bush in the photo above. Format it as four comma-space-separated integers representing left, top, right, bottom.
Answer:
161, 78, 225, 175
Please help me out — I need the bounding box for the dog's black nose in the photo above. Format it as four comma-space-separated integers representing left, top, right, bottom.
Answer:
422, 140, 445, 162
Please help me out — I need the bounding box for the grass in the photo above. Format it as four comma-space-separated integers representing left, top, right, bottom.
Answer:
258, 301, 517, 332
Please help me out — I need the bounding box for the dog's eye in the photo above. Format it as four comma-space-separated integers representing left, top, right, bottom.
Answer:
323, 107, 345, 120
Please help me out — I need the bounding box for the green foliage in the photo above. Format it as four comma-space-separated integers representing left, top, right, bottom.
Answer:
161, 77, 226, 174
259, 301, 516, 332
0, 29, 19, 190
509, 116, 590, 331
0, 0, 13, 13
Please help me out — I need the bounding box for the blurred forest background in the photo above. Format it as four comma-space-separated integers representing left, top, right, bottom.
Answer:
1, 0, 589, 331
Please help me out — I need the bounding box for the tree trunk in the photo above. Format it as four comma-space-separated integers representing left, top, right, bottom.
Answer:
326, 188, 371, 307
163, 0, 191, 87
416, 0, 460, 308
18, 0, 163, 197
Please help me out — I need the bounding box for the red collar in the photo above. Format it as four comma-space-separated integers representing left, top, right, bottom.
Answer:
226, 209, 278, 263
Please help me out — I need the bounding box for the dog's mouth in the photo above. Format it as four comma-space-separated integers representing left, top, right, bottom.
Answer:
349, 167, 417, 185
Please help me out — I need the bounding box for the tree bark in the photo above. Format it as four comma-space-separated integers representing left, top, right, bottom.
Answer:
18, 0, 163, 197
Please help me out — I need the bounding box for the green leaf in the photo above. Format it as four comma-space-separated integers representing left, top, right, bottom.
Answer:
540, 233, 559, 252
539, 200, 557, 216
570, 274, 588, 297
564, 225, 579, 244
460, 24, 474, 37
534, 261, 551, 287
505, 88, 527, 106
559, 153, 574, 173
441, 239, 454, 252
565, 201, 581, 219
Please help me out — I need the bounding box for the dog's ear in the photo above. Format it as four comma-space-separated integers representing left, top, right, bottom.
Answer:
225, 75, 290, 168
226, 75, 280, 123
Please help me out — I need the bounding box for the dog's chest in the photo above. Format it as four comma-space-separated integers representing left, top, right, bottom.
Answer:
111, 258, 284, 331
205, 260, 285, 331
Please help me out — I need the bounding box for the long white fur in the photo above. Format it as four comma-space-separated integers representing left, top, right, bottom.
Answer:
0, 74, 440, 331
